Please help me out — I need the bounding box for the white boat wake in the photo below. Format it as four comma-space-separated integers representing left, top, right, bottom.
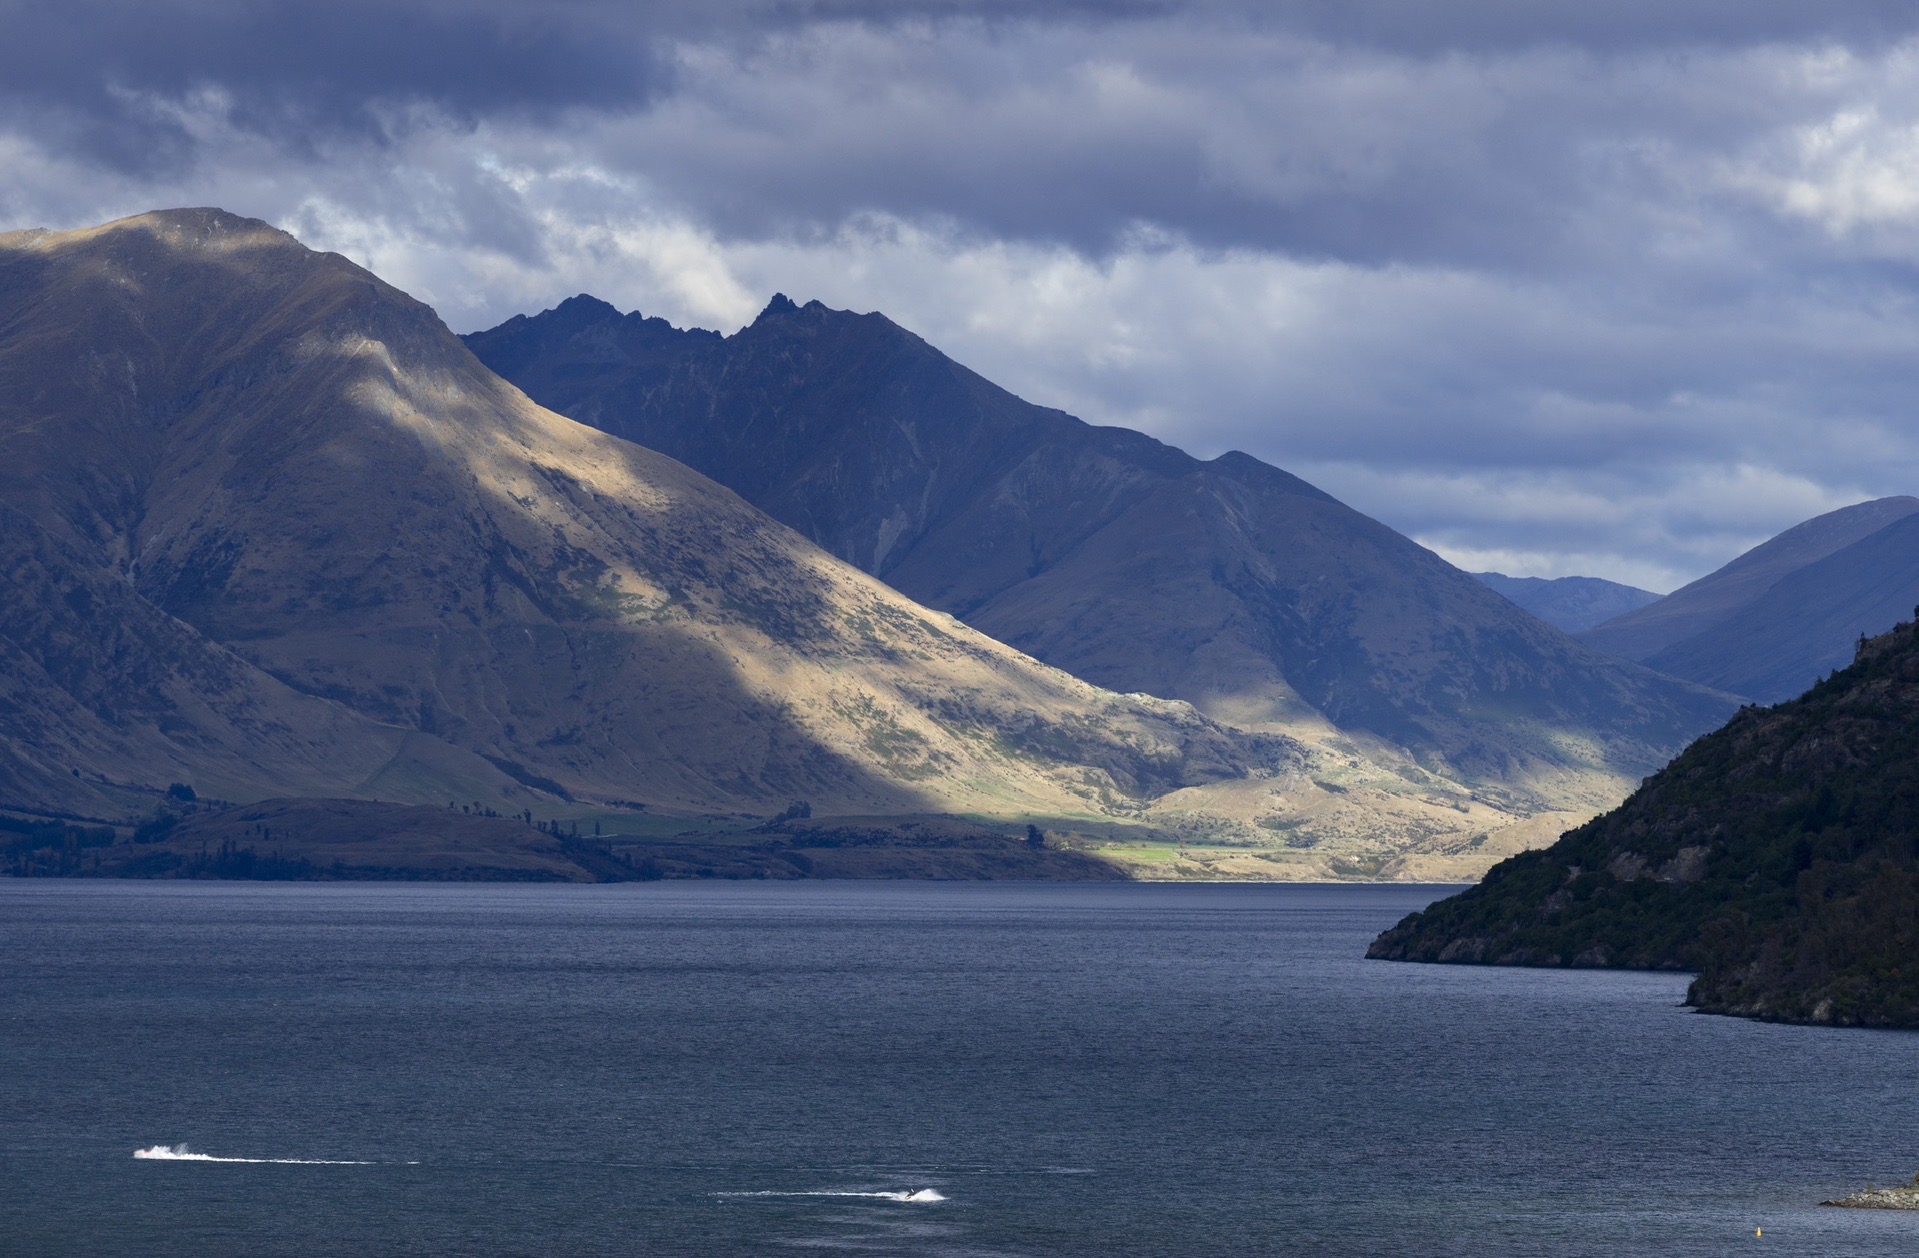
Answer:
133, 1144, 374, 1166
716, 1188, 947, 1203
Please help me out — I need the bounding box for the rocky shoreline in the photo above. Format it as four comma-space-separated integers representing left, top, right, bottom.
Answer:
1822, 1177, 1919, 1209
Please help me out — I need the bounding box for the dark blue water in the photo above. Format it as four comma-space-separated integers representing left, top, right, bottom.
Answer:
3, 881, 1916, 1255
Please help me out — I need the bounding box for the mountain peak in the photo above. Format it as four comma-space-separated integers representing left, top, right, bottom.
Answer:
94, 207, 300, 253
552, 293, 623, 322
1581, 494, 1919, 683
757, 293, 801, 321
1474, 571, 1661, 635
1207, 449, 1340, 504
1, 208, 308, 268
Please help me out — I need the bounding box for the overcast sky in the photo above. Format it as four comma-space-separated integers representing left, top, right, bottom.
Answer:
10, 1, 1919, 589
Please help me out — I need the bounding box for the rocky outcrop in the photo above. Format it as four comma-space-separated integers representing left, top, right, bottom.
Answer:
1823, 1176, 1919, 1210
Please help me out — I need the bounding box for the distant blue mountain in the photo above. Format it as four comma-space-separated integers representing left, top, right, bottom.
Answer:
1578, 496, 1919, 704
1640, 510, 1919, 704
1472, 573, 1661, 635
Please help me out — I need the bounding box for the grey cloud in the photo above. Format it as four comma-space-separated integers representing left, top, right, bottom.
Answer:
465, 26, 1915, 273
5, 0, 1919, 586
10, 2, 1919, 268
0, 0, 676, 170
1158, 1, 1919, 55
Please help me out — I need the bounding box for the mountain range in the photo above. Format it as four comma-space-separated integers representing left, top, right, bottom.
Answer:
1578, 496, 1919, 703
464, 295, 1735, 839
0, 209, 1769, 881
1472, 573, 1660, 635
0, 210, 1306, 852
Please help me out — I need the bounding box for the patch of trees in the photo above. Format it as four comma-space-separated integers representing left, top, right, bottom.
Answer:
1370, 615, 1919, 1028
171, 841, 321, 880
3, 814, 119, 875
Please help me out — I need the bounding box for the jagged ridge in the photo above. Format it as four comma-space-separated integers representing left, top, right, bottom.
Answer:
465, 294, 1737, 824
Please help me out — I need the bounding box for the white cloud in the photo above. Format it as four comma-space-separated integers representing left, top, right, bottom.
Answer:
1340, 463, 1867, 591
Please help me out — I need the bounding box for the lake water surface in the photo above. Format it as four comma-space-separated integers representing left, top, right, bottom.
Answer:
3, 880, 1916, 1255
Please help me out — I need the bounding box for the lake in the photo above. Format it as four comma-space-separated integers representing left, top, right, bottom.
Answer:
2, 880, 1916, 1255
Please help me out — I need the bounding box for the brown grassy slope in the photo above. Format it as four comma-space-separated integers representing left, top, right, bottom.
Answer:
0, 209, 1289, 827
33, 800, 1130, 882
465, 296, 1736, 820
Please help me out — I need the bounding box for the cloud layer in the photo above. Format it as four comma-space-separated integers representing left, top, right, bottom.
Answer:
9, 2, 1919, 589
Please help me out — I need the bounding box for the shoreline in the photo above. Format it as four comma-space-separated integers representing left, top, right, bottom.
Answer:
1822, 1185, 1919, 1210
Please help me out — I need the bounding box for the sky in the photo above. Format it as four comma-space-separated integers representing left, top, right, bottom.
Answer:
9, 2, 1919, 590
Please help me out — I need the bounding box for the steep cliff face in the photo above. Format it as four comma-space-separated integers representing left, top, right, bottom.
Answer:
1370, 618, 1919, 1028
467, 295, 1736, 816
0, 210, 1291, 826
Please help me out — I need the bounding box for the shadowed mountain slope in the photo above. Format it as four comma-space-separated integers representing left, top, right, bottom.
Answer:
1473, 573, 1660, 635
1640, 513, 1919, 703
0, 210, 1291, 828
1580, 497, 1919, 664
1579, 497, 1919, 704
1370, 618, 1919, 1029
466, 295, 1735, 816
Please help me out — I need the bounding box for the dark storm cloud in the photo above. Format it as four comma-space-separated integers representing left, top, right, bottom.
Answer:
9, 0, 1919, 264
764, 0, 1919, 53
7, 0, 1919, 584
11, 0, 1917, 153
0, 0, 677, 168
525, 19, 1919, 287
1156, 0, 1919, 54
574, 30, 1753, 265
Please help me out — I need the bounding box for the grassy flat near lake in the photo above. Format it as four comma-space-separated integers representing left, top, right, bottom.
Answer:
1094, 842, 1331, 880
1071, 808, 1578, 882
8, 796, 1560, 884
5, 801, 1126, 882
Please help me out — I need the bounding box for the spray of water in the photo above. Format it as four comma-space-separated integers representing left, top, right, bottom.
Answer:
133, 1144, 373, 1166
715, 1188, 946, 1203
